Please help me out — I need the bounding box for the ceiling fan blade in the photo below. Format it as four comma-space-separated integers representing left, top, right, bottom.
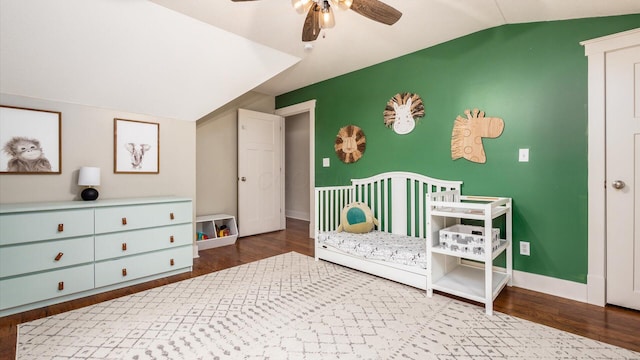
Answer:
350, 0, 402, 25
302, 4, 321, 42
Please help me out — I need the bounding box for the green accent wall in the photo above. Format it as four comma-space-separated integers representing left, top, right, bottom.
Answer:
276, 15, 640, 284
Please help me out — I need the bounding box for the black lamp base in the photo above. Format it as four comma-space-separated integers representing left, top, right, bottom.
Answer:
81, 187, 99, 201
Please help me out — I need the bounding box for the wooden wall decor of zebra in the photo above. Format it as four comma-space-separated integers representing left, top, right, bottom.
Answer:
451, 108, 504, 164
335, 125, 366, 164
383, 92, 425, 135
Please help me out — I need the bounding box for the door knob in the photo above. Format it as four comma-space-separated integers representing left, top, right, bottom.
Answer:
612, 180, 626, 190
240, 177, 246, 182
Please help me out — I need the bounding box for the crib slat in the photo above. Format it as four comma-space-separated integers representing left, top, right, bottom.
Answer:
333, 189, 338, 229
335, 190, 340, 230
382, 179, 388, 232
365, 184, 369, 204
324, 190, 329, 231
321, 190, 326, 232
390, 177, 406, 236
315, 190, 320, 233
409, 180, 416, 237
419, 180, 425, 238
376, 180, 382, 231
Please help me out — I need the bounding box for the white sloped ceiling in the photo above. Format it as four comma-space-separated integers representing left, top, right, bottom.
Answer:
152, 0, 640, 97
2, 0, 638, 121
0, 0, 300, 121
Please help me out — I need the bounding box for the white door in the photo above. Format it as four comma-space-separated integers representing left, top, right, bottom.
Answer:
237, 109, 284, 237
606, 44, 640, 310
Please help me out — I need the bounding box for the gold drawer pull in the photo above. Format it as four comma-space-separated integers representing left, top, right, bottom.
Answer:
121, 217, 127, 225
170, 212, 175, 220
122, 243, 127, 251
54, 252, 64, 261
58, 282, 64, 291
170, 235, 174, 243
57, 224, 64, 232
170, 259, 175, 266
122, 268, 127, 276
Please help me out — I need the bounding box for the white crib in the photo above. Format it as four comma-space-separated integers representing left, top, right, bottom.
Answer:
315, 171, 462, 289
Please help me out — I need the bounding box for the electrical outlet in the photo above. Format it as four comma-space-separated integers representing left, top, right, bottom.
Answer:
519, 148, 529, 162
322, 158, 330, 167
519, 241, 530, 256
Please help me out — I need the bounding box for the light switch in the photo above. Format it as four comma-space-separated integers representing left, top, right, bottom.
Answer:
519, 148, 529, 162
322, 158, 330, 167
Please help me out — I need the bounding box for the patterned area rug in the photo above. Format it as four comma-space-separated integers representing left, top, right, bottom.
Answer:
17, 252, 639, 359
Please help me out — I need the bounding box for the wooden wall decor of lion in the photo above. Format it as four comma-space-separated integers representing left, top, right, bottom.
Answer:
335, 125, 366, 164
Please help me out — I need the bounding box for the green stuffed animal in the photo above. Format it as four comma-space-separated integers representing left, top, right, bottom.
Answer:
337, 202, 379, 233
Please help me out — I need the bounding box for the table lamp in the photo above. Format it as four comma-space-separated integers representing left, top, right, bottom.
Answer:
78, 166, 101, 201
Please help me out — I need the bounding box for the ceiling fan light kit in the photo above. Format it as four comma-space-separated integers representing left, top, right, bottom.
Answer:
332, 0, 354, 10
292, 0, 313, 14
320, 2, 336, 29
234, 0, 402, 42
293, 0, 352, 14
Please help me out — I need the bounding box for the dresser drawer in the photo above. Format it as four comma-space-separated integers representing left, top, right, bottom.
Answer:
95, 223, 192, 260
94, 201, 192, 234
95, 246, 192, 288
0, 209, 94, 246
0, 264, 94, 310
0, 236, 94, 278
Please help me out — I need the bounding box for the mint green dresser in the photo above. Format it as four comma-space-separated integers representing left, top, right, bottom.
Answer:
0, 197, 193, 316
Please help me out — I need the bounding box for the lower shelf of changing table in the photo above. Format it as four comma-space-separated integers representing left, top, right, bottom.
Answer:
430, 264, 510, 304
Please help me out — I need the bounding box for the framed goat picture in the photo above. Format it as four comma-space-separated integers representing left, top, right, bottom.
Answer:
114, 118, 159, 174
0, 105, 62, 174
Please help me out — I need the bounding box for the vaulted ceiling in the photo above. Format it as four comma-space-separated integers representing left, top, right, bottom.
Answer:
1, 0, 638, 121
152, 0, 640, 96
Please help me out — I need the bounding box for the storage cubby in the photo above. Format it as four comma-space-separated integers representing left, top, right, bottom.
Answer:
195, 214, 238, 250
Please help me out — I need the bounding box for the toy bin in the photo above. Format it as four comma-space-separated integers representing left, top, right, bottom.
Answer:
439, 224, 500, 255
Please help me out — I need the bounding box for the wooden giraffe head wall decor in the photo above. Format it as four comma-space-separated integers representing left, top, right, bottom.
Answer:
451, 108, 504, 164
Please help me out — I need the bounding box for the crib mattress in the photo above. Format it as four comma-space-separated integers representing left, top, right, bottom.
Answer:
317, 230, 427, 269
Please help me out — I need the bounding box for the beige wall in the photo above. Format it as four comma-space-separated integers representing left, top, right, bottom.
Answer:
285, 112, 310, 221
195, 91, 274, 218
0, 94, 196, 204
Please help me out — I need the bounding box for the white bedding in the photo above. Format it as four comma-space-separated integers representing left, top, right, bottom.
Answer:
317, 230, 427, 269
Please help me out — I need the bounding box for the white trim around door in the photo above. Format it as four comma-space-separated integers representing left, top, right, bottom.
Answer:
581, 28, 640, 306
275, 100, 317, 238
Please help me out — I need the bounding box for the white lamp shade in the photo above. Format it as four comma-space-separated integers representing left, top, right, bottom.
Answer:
78, 167, 101, 186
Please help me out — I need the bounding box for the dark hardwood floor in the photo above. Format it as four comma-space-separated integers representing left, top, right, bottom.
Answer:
1, 218, 639, 359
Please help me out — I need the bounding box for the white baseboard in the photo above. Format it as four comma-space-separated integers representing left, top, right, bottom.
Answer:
587, 274, 606, 306
512, 270, 588, 303
286, 210, 310, 221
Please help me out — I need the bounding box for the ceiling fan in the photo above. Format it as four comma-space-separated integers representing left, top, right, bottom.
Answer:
231, 0, 402, 42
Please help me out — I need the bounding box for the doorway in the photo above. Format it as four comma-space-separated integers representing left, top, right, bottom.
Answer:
276, 100, 316, 238
284, 112, 310, 222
